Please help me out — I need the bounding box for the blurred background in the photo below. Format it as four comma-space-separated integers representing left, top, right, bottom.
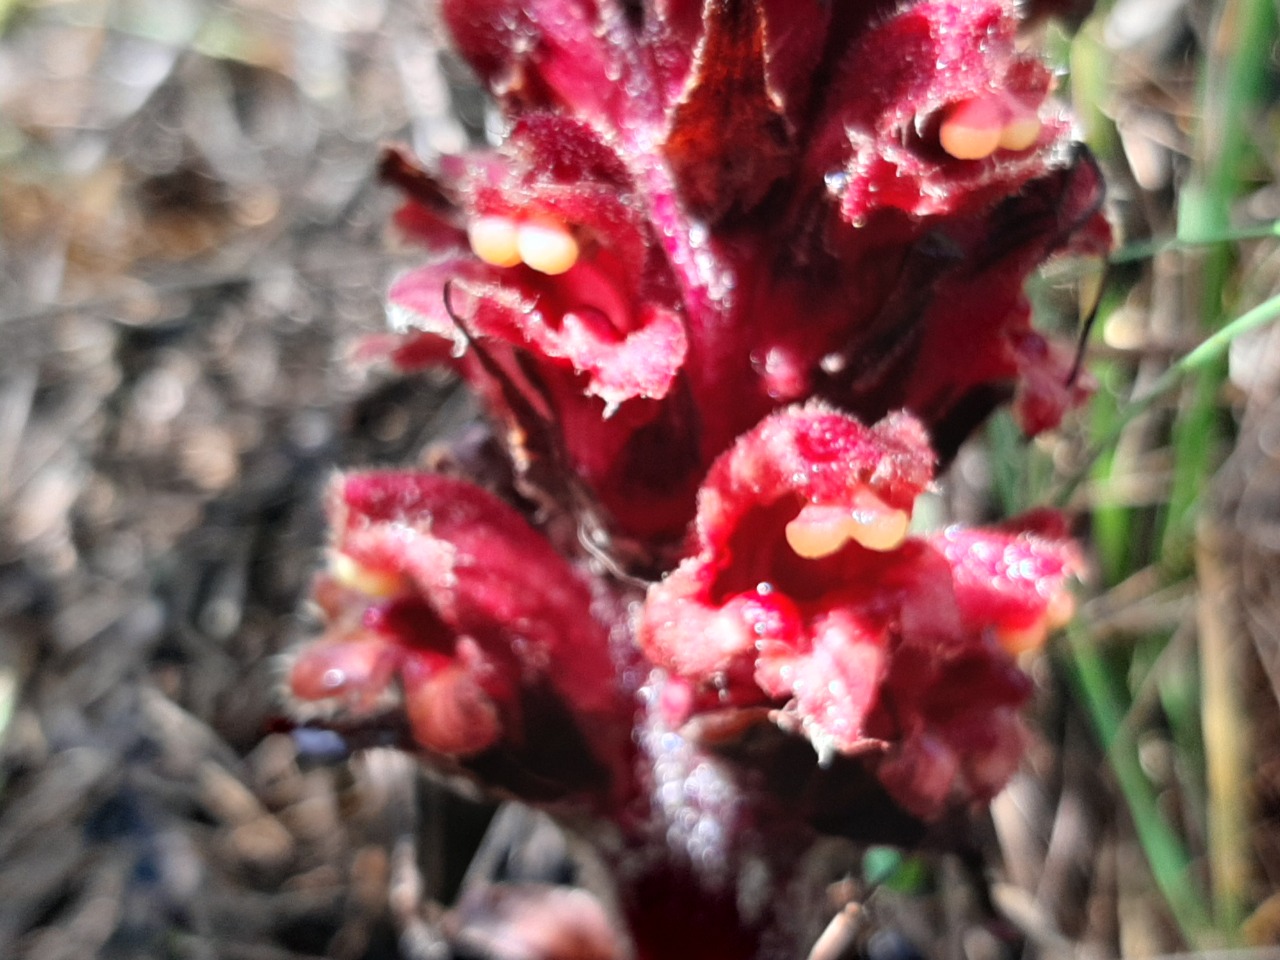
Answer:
3, 0, 1280, 957
0, 2, 495, 958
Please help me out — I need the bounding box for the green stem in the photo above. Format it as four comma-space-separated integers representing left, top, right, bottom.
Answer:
1110, 222, 1280, 265
1053, 291, 1280, 508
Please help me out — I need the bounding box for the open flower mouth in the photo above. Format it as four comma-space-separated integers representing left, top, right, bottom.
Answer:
918, 92, 1047, 162
389, 169, 689, 416
941, 99, 1043, 158
693, 406, 932, 604
818, 0, 1072, 227
640, 406, 936, 718
784, 493, 911, 558
708, 490, 913, 608
453, 197, 647, 336
637, 405, 1079, 813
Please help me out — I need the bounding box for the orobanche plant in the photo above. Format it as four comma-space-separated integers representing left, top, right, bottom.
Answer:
287, 1, 1108, 957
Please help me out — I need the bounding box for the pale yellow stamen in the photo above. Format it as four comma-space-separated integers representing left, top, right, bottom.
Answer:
784, 508, 855, 560
997, 113, 1042, 152
467, 216, 522, 267
938, 98, 1004, 161
784, 494, 910, 560
846, 490, 910, 552
516, 220, 579, 275
330, 552, 404, 599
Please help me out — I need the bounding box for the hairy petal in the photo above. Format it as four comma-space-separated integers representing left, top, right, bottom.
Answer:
442, 0, 627, 124
291, 472, 632, 803
640, 406, 1075, 815
814, 0, 1065, 223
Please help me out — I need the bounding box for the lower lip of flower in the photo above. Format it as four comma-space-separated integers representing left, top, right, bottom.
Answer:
401, 655, 502, 756
289, 636, 401, 709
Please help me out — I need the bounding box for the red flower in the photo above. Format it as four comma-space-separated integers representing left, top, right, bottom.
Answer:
638, 406, 1077, 817
289, 472, 633, 803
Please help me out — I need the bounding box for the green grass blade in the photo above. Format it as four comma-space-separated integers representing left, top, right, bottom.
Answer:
1062, 621, 1215, 944
1110, 222, 1280, 265
1053, 291, 1280, 508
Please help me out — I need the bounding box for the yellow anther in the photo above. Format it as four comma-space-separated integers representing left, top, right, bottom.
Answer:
997, 113, 1042, 152
938, 98, 1004, 161
784, 509, 855, 560
516, 220, 580, 275
845, 491, 910, 552
467, 216, 522, 267
784, 495, 910, 560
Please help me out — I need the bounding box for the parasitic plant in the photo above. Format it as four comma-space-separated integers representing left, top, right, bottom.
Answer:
289, 1, 1108, 957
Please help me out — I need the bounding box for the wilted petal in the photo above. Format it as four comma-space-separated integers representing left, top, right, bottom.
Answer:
875, 733, 959, 820
870, 637, 1032, 816
1011, 329, 1096, 437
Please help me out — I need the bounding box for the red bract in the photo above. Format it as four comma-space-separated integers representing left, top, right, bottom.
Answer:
638, 406, 1076, 817
377, 0, 1108, 547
